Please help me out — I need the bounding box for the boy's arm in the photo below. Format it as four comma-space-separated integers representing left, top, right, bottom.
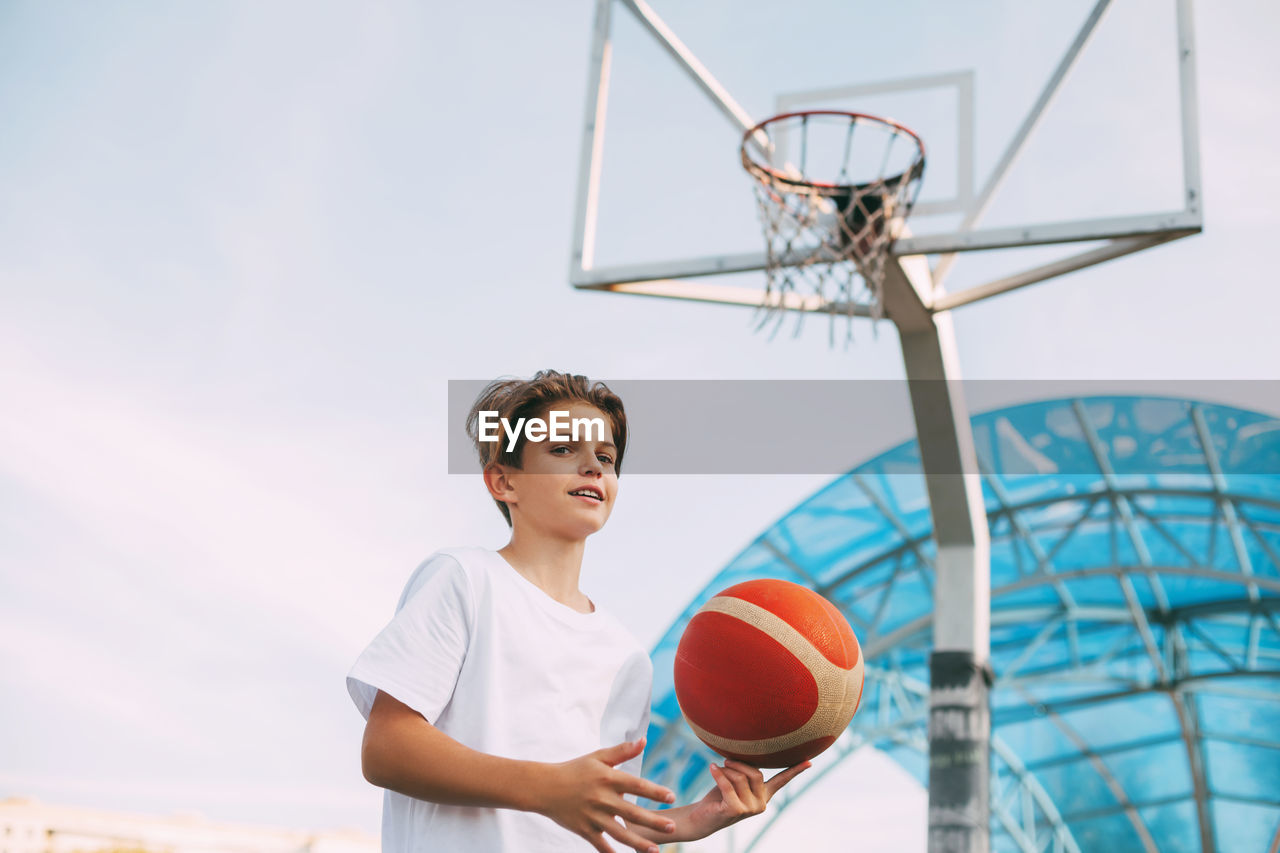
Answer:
628, 759, 811, 844
361, 690, 678, 853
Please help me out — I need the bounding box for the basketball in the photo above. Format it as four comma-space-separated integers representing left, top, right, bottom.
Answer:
673, 578, 864, 768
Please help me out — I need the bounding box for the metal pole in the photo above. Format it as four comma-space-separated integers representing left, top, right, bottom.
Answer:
881, 259, 993, 853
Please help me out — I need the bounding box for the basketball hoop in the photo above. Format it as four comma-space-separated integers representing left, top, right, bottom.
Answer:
741, 110, 925, 339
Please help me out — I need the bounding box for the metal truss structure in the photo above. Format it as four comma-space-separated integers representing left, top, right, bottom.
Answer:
643, 395, 1280, 852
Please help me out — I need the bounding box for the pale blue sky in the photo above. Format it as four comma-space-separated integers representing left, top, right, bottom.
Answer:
1, 1, 1277, 850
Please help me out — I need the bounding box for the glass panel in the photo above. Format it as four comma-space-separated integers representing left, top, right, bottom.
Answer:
1057, 694, 1181, 749
1002, 679, 1117, 710
1060, 573, 1128, 603
1211, 799, 1280, 853
1101, 740, 1194, 804
1128, 571, 1160, 608
1238, 497, 1280, 527
1154, 571, 1251, 605
875, 569, 932, 635
1090, 640, 1161, 686
832, 559, 896, 600
678, 752, 710, 793
842, 577, 893, 630
990, 831, 1022, 853
998, 719, 1084, 766
1205, 738, 1280, 800
1135, 518, 1200, 568
991, 581, 1067, 609
1246, 526, 1280, 578
780, 511, 883, 568
1032, 755, 1120, 818
1184, 647, 1237, 677
1137, 800, 1199, 853
878, 471, 934, 520
1199, 691, 1280, 738
989, 542, 1034, 589
652, 689, 681, 723
1067, 808, 1145, 850
990, 618, 1053, 652
1069, 622, 1130, 663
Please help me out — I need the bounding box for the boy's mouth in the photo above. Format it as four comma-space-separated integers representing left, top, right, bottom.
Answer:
569, 486, 604, 502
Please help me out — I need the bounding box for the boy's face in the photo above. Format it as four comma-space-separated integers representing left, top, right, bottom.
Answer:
498, 401, 619, 540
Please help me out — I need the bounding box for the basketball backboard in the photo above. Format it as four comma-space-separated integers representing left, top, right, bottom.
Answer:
569, 0, 1202, 315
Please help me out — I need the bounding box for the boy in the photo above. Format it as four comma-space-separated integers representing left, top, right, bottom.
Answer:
347, 370, 808, 852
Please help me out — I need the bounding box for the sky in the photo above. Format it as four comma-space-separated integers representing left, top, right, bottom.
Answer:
1, 1, 1278, 851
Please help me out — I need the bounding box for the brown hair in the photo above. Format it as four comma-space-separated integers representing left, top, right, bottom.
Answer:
466, 370, 628, 525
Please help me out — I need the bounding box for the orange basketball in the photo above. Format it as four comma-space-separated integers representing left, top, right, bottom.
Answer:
673, 578, 864, 768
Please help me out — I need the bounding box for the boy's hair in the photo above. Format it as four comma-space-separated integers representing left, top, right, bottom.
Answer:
465, 370, 628, 526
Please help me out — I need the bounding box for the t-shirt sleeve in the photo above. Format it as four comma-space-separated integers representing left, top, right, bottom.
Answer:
616, 652, 654, 782
346, 552, 475, 722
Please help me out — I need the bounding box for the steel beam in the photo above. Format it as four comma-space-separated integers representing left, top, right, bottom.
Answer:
881, 256, 993, 853
1171, 688, 1216, 851
1191, 404, 1260, 601
570, 0, 614, 275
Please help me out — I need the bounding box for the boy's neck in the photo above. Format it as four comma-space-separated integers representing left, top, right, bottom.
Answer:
497, 534, 593, 614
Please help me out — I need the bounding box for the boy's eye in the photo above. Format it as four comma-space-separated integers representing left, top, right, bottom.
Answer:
597, 454, 614, 465
551, 445, 572, 455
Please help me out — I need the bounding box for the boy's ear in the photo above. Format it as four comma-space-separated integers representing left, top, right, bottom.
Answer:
483, 463, 517, 505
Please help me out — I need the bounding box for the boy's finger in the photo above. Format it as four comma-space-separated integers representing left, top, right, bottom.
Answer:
724, 759, 767, 801
604, 819, 660, 853
718, 763, 754, 803
584, 831, 615, 853
709, 763, 745, 811
615, 802, 676, 835
598, 739, 645, 766
764, 760, 813, 795
615, 772, 676, 804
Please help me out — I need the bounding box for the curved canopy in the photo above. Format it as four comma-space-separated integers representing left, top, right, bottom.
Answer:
643, 396, 1280, 852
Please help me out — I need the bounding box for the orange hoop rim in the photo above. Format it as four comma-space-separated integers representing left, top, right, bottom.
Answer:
741, 109, 926, 195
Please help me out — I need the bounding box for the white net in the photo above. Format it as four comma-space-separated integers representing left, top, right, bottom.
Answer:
742, 111, 925, 342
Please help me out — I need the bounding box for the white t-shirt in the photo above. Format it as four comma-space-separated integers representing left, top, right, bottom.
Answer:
347, 547, 653, 853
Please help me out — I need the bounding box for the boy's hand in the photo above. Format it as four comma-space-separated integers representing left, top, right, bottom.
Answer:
537, 739, 677, 853
686, 759, 811, 835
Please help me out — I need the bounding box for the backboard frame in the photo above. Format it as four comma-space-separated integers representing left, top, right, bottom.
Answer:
568, 0, 1203, 315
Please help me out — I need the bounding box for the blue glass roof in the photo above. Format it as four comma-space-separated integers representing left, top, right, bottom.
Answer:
643, 396, 1280, 852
